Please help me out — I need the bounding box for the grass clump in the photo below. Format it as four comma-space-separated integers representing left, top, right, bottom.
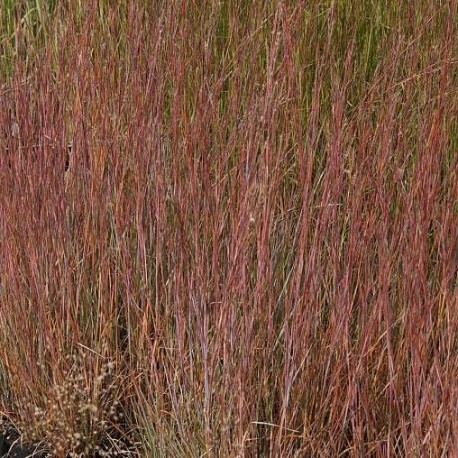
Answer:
1, 349, 130, 457
1, 0, 458, 457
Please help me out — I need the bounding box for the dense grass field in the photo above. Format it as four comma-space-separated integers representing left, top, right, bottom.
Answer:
1, 1, 458, 456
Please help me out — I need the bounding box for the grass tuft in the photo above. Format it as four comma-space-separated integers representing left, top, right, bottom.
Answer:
1, 1, 458, 456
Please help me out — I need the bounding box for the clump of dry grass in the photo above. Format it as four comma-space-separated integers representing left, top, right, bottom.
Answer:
1, 349, 129, 457
1, 0, 458, 457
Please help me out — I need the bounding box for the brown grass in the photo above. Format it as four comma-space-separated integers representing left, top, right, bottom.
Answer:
1, 1, 458, 456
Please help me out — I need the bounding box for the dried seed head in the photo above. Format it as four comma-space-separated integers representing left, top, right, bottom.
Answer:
11, 122, 19, 138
